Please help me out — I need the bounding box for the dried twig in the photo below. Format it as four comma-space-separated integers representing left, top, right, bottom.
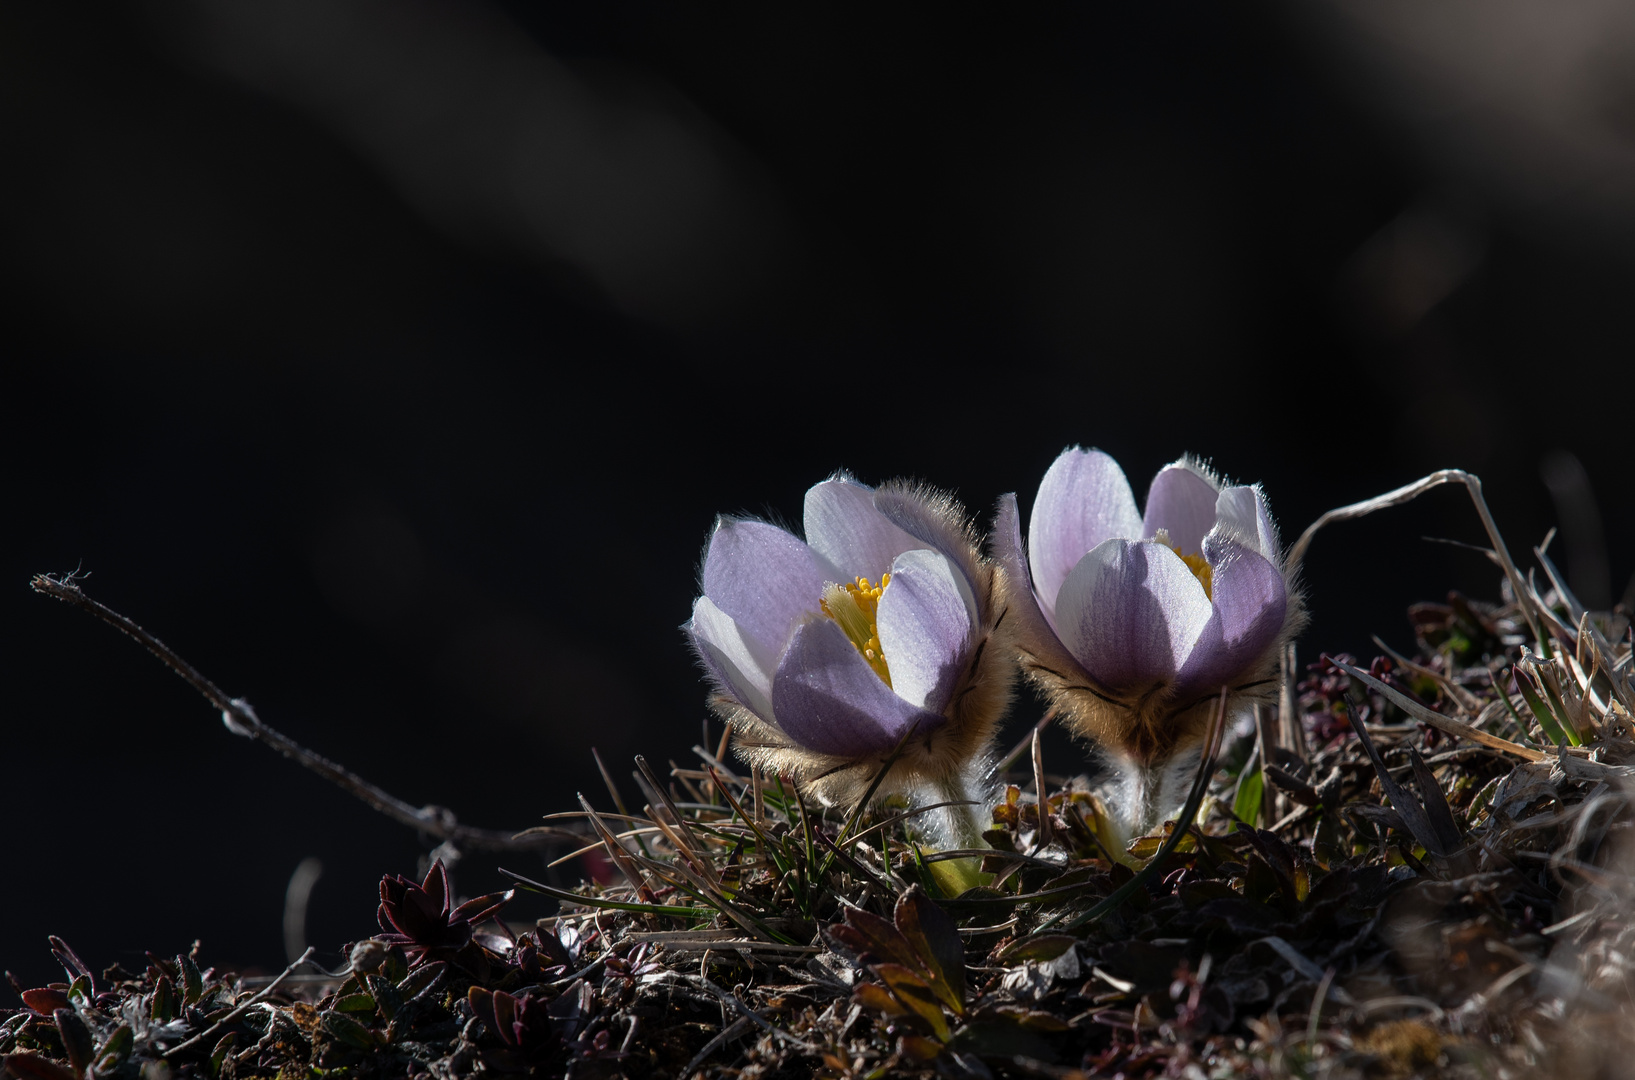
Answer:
29, 572, 554, 852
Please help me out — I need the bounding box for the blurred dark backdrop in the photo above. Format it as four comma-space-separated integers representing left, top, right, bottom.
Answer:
4, 2, 1631, 988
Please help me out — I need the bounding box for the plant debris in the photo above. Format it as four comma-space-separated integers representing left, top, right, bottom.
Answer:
10, 488, 1635, 1078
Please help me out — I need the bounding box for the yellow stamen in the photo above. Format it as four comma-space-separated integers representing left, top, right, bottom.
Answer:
1152, 528, 1212, 599
1173, 549, 1213, 599
819, 573, 893, 686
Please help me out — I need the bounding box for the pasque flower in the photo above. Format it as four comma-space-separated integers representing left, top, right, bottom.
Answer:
996, 448, 1304, 838
685, 475, 1013, 828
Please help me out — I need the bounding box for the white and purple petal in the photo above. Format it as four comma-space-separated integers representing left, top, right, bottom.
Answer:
771, 618, 946, 756
1211, 484, 1279, 561
996, 492, 1088, 681
875, 549, 976, 712
686, 596, 775, 722
1028, 448, 1142, 620
702, 518, 825, 659
1174, 537, 1288, 700
803, 477, 921, 584
1053, 539, 1214, 693
1141, 461, 1220, 556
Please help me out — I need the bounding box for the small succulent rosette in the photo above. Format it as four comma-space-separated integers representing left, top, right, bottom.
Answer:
685, 475, 1014, 836
997, 448, 1304, 839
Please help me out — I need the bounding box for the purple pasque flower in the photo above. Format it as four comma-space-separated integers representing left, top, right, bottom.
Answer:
997, 449, 1303, 834
685, 475, 1013, 811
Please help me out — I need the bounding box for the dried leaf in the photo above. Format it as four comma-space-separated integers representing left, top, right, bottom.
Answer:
995, 935, 1079, 963
874, 963, 951, 1042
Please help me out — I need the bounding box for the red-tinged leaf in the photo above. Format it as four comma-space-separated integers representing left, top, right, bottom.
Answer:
178, 952, 205, 1006
399, 962, 448, 1000
48, 937, 93, 991
421, 860, 449, 912
4, 1052, 78, 1080
893, 887, 966, 1012
874, 964, 951, 1042
20, 988, 69, 1015
54, 1008, 94, 1076
855, 983, 911, 1018
150, 974, 176, 1022
898, 1034, 944, 1061
210, 1033, 239, 1078
831, 909, 921, 972
995, 934, 1079, 963
492, 990, 519, 1048
451, 889, 514, 927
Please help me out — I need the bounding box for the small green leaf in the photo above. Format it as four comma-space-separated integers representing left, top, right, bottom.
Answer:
209, 1032, 239, 1078
67, 975, 93, 1011
1231, 767, 1264, 832
333, 993, 376, 1014
1513, 667, 1571, 746
92, 1024, 133, 1077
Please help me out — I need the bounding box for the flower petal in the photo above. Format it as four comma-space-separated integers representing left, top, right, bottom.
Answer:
1212, 485, 1279, 561
1028, 448, 1141, 619
870, 483, 985, 602
1141, 461, 1220, 556
1054, 539, 1214, 693
995, 492, 1088, 678
702, 518, 825, 659
686, 596, 775, 722
875, 549, 976, 711
1176, 537, 1288, 700
804, 477, 921, 584
771, 618, 946, 756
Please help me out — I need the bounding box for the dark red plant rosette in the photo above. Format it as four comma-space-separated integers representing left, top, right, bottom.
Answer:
376, 859, 513, 966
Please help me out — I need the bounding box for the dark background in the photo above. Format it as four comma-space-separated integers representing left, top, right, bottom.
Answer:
4, 2, 1632, 988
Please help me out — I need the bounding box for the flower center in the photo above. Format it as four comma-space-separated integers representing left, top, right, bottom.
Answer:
1151, 529, 1212, 600
1175, 551, 1213, 599
820, 574, 893, 686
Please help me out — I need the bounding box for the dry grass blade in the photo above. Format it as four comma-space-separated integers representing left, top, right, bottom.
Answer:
1031, 724, 1054, 853
1331, 658, 1547, 762
1285, 469, 1544, 648
578, 793, 657, 902
1371, 635, 1484, 715
991, 710, 1054, 778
